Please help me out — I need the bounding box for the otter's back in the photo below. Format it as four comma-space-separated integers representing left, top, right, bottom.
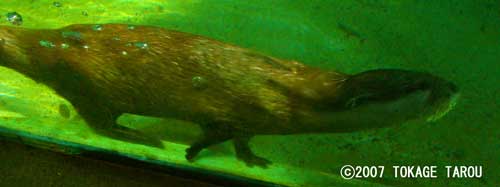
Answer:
19, 24, 328, 133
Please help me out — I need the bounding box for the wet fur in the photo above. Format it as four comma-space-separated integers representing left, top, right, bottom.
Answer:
0, 24, 457, 167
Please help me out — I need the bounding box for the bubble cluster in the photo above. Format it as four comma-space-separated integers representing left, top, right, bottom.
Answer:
6, 12, 22, 26
133, 42, 148, 49
39, 40, 56, 48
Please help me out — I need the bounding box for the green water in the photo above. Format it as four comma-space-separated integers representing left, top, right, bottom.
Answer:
0, 0, 498, 186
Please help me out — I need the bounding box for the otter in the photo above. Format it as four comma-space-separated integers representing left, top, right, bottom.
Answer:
0, 24, 459, 167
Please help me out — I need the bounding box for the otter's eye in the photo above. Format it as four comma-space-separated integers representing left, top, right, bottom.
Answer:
448, 82, 459, 93
345, 98, 358, 108
345, 94, 374, 108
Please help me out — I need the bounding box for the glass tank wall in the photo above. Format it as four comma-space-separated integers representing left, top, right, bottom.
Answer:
0, 0, 498, 186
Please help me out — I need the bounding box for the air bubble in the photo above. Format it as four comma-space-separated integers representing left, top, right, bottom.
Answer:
192, 76, 208, 90
53, 2, 62, 7
58, 104, 70, 119
61, 43, 69, 49
6, 12, 22, 26
92, 24, 103, 31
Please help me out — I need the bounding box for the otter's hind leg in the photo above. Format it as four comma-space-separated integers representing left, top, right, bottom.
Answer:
185, 126, 271, 168
234, 136, 272, 168
75, 101, 163, 148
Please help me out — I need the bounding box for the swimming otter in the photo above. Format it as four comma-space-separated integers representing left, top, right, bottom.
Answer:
0, 24, 459, 167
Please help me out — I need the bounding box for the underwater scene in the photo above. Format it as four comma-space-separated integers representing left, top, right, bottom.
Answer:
0, 0, 498, 186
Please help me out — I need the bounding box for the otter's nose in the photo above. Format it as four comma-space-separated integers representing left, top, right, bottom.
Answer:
440, 80, 459, 98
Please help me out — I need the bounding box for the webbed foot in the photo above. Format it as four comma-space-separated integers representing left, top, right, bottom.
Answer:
76, 104, 163, 148
234, 136, 272, 168
235, 151, 272, 168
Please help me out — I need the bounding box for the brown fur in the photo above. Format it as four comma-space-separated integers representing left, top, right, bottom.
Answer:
0, 24, 458, 167
0, 24, 350, 167
0, 24, 346, 132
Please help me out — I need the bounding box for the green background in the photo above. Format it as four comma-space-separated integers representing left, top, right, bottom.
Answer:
0, 0, 498, 186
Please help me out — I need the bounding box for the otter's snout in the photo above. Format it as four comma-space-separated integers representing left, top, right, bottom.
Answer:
424, 77, 460, 121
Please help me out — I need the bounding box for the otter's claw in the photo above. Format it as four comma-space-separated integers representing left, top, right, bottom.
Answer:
236, 153, 272, 168
185, 146, 201, 162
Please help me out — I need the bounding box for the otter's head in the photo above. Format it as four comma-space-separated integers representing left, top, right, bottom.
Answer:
320, 69, 459, 131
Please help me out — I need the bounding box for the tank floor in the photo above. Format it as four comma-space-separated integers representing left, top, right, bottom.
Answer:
0, 140, 219, 187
